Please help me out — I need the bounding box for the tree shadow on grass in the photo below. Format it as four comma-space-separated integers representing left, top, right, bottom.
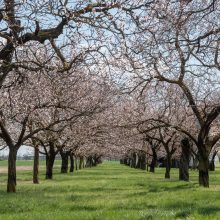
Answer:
198, 206, 220, 215
165, 201, 195, 210
69, 205, 99, 211
147, 183, 197, 193
164, 202, 220, 218
66, 193, 102, 201
129, 191, 149, 197
174, 206, 220, 219
175, 210, 192, 219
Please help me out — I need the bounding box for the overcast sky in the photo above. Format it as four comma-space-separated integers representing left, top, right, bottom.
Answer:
0, 145, 34, 157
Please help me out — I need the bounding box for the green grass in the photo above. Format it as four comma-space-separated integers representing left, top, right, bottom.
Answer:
0, 161, 220, 220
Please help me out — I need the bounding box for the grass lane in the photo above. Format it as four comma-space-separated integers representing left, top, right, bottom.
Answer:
0, 161, 220, 219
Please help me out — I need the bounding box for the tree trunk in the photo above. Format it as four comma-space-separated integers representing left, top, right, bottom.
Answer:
131, 152, 136, 168
150, 149, 157, 173
79, 156, 83, 169
33, 146, 39, 184
140, 153, 146, 170
86, 156, 93, 167
146, 157, 149, 171
209, 160, 215, 171
150, 161, 155, 172
60, 150, 69, 173
165, 156, 171, 179
136, 155, 141, 169
94, 155, 102, 166
125, 158, 128, 165
179, 138, 190, 181
209, 151, 217, 171
196, 138, 209, 187
7, 148, 17, 193
93, 157, 96, 166
191, 155, 198, 170
83, 158, 85, 168
198, 157, 209, 187
75, 157, 78, 170
129, 158, 132, 167
69, 153, 74, 172
45, 154, 56, 179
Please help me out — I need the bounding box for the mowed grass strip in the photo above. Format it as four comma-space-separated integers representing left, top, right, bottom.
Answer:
0, 160, 220, 220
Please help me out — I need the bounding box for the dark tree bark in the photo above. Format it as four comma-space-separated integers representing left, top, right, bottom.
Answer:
179, 138, 190, 181
7, 148, 17, 192
85, 157, 89, 167
129, 158, 132, 167
94, 155, 102, 166
209, 150, 217, 171
125, 158, 128, 165
191, 155, 198, 170
131, 152, 136, 168
75, 157, 78, 170
125, 158, 128, 166
165, 155, 171, 179
69, 153, 74, 173
198, 145, 209, 187
86, 156, 93, 167
136, 151, 146, 170
83, 159, 85, 168
198, 156, 209, 187
209, 160, 215, 171
46, 154, 56, 179
60, 150, 69, 173
198, 159, 209, 187
140, 154, 147, 170
136, 154, 141, 169
33, 146, 39, 184
150, 149, 157, 173
79, 156, 83, 169
45, 143, 56, 179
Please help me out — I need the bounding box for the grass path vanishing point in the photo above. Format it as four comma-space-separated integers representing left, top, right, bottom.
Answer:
0, 161, 220, 219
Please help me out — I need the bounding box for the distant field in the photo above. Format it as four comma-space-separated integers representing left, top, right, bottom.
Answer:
0, 160, 61, 173
0, 161, 220, 220
0, 159, 61, 167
